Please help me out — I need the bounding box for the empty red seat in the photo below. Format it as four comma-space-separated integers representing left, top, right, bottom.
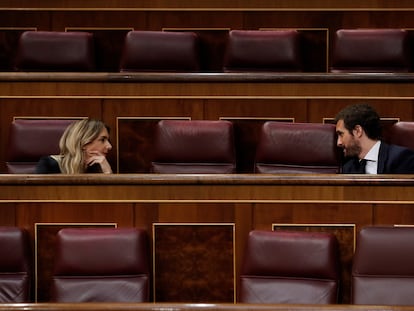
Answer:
223, 30, 303, 72
51, 227, 150, 302
383, 121, 414, 151
330, 29, 410, 72
352, 226, 414, 305
119, 30, 200, 72
6, 119, 76, 174
151, 120, 236, 173
239, 230, 340, 304
0, 227, 32, 302
14, 31, 95, 71
254, 121, 340, 173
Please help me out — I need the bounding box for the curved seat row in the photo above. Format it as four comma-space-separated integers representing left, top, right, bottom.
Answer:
2, 226, 414, 305
241, 226, 414, 305
6, 118, 414, 174
9, 28, 413, 73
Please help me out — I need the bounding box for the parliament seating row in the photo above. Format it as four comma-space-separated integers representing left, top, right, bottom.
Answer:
6, 118, 414, 174
5, 118, 341, 174
6, 28, 413, 73
2, 226, 414, 305
0, 226, 150, 303
242, 226, 414, 305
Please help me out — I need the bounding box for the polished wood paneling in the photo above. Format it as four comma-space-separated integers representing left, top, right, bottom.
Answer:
2, 0, 414, 8
2, 174, 414, 302
0, 28, 36, 71
153, 223, 234, 302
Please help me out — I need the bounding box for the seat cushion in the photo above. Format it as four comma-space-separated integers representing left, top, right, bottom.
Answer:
383, 121, 414, 151
52, 228, 150, 302
120, 31, 200, 72
6, 119, 76, 174
239, 230, 340, 304
352, 226, 414, 305
15, 31, 95, 71
223, 30, 303, 72
0, 227, 31, 302
151, 120, 236, 173
330, 29, 410, 72
255, 122, 340, 173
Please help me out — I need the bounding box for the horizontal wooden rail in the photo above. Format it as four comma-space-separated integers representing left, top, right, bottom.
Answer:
0, 303, 413, 311
1, 72, 414, 83
1, 173, 414, 201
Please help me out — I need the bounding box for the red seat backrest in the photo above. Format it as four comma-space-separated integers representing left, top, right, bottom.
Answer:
352, 226, 414, 305
151, 120, 236, 173
330, 29, 411, 72
0, 227, 32, 302
255, 121, 341, 173
51, 227, 150, 302
15, 31, 95, 72
239, 230, 340, 304
119, 30, 200, 72
6, 119, 77, 174
223, 30, 303, 72
383, 121, 414, 151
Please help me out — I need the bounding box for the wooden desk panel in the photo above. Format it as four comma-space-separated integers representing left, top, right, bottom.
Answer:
2, 174, 414, 303
1, 303, 414, 311
2, 0, 414, 8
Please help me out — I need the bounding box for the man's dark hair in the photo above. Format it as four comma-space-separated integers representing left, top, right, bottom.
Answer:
335, 103, 382, 139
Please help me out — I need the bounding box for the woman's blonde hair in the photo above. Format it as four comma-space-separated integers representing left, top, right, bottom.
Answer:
58, 118, 108, 174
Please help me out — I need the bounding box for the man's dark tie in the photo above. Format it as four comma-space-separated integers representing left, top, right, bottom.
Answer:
357, 159, 367, 173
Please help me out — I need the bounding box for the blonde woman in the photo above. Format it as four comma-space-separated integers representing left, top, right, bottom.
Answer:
35, 118, 113, 174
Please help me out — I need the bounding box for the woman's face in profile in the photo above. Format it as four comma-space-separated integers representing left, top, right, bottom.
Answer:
83, 127, 112, 157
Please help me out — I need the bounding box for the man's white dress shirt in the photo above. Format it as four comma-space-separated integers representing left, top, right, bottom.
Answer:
363, 141, 381, 174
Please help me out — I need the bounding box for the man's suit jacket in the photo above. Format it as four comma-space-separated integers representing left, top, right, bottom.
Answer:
343, 142, 414, 174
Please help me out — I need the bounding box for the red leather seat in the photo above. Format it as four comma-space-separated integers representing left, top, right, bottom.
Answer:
51, 228, 150, 302
119, 30, 200, 72
0, 227, 32, 302
223, 30, 303, 72
383, 121, 414, 151
352, 226, 414, 305
330, 29, 410, 72
254, 121, 340, 173
239, 230, 340, 304
151, 120, 236, 173
14, 31, 95, 71
6, 119, 76, 174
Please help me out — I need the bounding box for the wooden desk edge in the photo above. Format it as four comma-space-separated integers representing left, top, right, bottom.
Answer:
0, 303, 412, 311
1, 72, 414, 83
1, 174, 414, 186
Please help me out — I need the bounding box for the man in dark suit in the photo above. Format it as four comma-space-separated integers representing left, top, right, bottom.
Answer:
335, 103, 414, 174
